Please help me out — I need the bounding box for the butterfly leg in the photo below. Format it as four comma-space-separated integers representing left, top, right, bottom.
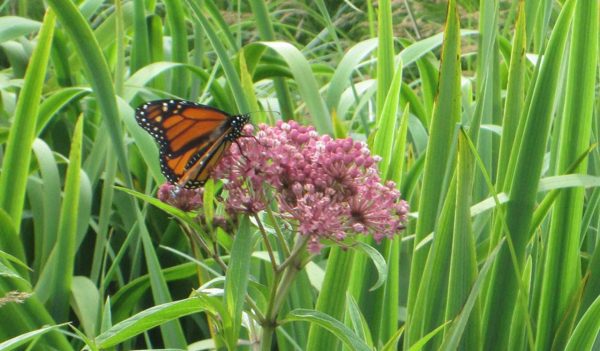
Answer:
234, 140, 251, 162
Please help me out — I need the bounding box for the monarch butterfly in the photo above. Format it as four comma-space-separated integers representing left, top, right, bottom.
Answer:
135, 99, 250, 189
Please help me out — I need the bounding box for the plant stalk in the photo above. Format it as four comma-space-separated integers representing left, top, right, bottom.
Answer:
260, 236, 309, 350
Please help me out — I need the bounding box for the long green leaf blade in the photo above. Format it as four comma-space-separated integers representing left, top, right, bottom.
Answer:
483, 1, 576, 349
34, 117, 84, 321
406, 0, 462, 345
0, 10, 55, 233
535, 0, 598, 349
223, 216, 257, 349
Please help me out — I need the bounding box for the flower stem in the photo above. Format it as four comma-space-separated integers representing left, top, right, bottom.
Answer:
260, 324, 276, 351
260, 265, 300, 351
265, 204, 290, 255
277, 235, 309, 273
181, 223, 223, 348
254, 213, 278, 272
260, 236, 309, 350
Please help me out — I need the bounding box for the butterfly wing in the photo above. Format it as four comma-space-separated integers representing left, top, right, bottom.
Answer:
135, 99, 235, 188
175, 134, 232, 188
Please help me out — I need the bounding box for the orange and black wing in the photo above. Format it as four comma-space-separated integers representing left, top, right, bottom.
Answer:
135, 99, 248, 188
173, 133, 232, 188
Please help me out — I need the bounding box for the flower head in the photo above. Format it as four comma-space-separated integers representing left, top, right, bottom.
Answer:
157, 183, 203, 211
212, 121, 409, 252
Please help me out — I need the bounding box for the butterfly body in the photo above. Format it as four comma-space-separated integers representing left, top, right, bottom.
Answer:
135, 99, 249, 188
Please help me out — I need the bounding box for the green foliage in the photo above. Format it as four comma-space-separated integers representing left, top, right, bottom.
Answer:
0, 0, 599, 350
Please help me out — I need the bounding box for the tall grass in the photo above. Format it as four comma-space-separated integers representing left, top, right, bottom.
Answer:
0, 0, 599, 350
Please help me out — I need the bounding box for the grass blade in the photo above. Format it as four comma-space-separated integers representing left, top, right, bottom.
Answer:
95, 296, 217, 349
441, 240, 503, 350
163, 0, 189, 98
248, 0, 295, 119
373, 61, 403, 176
535, 0, 598, 349
223, 216, 257, 349
130, 0, 150, 73
406, 0, 462, 345
306, 248, 355, 350
443, 131, 479, 350
0, 16, 40, 43
285, 309, 371, 351
483, 1, 576, 349
34, 117, 83, 321
496, 2, 527, 186
0, 9, 55, 231
259, 41, 333, 135
186, 0, 250, 113
375, 0, 394, 116
45, 0, 131, 187
564, 293, 600, 351
0, 324, 68, 351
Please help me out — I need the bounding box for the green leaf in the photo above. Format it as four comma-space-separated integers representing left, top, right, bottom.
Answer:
31, 139, 61, 268
408, 321, 451, 351
130, 0, 150, 73
0, 248, 30, 273
71, 276, 100, 337
0, 16, 41, 43
306, 248, 355, 350
0, 10, 55, 232
185, 0, 250, 113
0, 324, 68, 351
406, 0, 462, 345
443, 130, 480, 350
564, 294, 600, 351
326, 38, 378, 111
373, 60, 403, 176
346, 293, 374, 348
223, 216, 257, 349
0, 209, 26, 266
483, 1, 576, 348
34, 116, 84, 321
496, 1, 527, 184
45, 0, 131, 187
115, 186, 199, 231
535, 0, 598, 348
284, 309, 372, 351
247, 0, 295, 119
95, 296, 217, 349
441, 240, 504, 350
375, 0, 395, 117
352, 242, 388, 292
36, 87, 90, 136
0, 260, 24, 281
399, 32, 475, 67
381, 326, 405, 351
256, 41, 333, 135
387, 105, 410, 185
537, 174, 600, 192
110, 263, 198, 323
239, 49, 263, 123
163, 0, 189, 98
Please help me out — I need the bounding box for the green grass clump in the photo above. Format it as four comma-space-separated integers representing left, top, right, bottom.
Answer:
0, 0, 598, 350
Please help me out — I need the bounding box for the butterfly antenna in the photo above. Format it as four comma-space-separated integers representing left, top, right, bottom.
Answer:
247, 110, 281, 117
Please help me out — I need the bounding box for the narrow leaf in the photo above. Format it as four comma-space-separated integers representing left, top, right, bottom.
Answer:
285, 309, 372, 351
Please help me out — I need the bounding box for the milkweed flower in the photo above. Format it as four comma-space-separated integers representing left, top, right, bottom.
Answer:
158, 183, 203, 211
213, 120, 409, 253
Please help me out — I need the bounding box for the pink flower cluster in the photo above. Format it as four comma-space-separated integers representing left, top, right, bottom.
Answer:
158, 183, 203, 212
211, 121, 409, 252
